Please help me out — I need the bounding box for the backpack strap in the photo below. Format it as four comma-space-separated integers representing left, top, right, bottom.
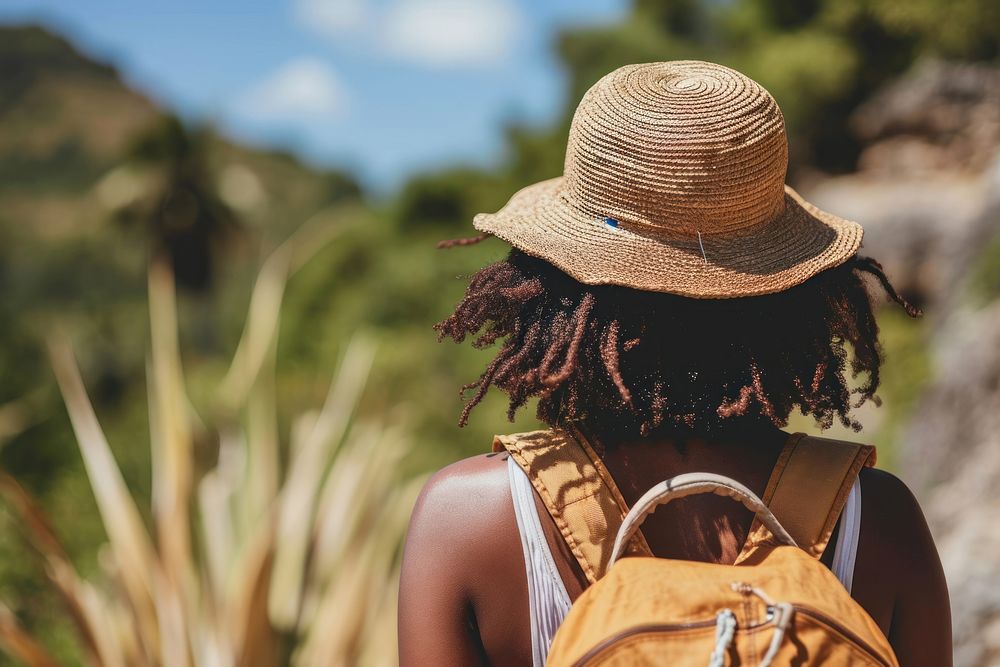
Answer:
735, 432, 876, 563
493, 428, 652, 584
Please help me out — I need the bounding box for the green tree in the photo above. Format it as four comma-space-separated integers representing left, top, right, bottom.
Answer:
120, 114, 242, 291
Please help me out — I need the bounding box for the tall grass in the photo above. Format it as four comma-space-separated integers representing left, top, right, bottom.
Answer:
0, 213, 419, 666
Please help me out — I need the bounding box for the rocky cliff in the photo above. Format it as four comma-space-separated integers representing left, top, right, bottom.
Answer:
803, 60, 1000, 667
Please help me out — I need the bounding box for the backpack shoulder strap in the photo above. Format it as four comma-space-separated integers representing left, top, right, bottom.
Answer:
736, 432, 876, 563
493, 428, 652, 584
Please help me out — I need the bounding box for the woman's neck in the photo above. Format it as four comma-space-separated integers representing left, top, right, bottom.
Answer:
570, 416, 786, 453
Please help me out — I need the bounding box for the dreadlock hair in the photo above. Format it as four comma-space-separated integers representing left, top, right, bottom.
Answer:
435, 248, 920, 436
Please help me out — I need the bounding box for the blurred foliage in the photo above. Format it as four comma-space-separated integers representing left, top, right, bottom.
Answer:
0, 0, 996, 659
967, 225, 1000, 305
117, 114, 242, 292
1, 253, 416, 666
865, 308, 933, 470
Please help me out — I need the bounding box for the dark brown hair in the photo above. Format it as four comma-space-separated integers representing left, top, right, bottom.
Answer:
435, 248, 919, 436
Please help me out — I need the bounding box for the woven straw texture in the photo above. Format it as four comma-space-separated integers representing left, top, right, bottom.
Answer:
474, 61, 863, 298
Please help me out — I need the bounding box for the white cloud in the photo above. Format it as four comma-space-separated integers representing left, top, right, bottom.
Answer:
295, 0, 369, 38
241, 58, 347, 121
289, 0, 522, 68
381, 0, 521, 68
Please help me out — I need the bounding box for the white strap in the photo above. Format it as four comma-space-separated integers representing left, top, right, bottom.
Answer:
507, 457, 571, 666
831, 476, 862, 593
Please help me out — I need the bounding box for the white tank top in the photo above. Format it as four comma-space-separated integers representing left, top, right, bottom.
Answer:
507, 456, 863, 667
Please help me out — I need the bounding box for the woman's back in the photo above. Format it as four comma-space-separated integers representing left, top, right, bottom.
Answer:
399, 426, 950, 665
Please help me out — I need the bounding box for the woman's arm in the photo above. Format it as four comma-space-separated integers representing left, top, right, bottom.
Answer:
861, 468, 953, 666
398, 454, 527, 666
398, 465, 489, 666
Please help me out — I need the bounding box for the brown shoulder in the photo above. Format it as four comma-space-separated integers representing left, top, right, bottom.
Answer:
411, 452, 512, 528
859, 468, 937, 579
404, 452, 519, 580
853, 466, 951, 663
400, 452, 532, 664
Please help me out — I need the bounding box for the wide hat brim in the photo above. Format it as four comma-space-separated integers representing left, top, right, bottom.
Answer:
473, 177, 863, 299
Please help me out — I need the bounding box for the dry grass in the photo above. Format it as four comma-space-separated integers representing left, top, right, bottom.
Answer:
0, 212, 418, 666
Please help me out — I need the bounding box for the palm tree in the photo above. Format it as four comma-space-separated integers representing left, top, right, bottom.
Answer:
119, 114, 241, 292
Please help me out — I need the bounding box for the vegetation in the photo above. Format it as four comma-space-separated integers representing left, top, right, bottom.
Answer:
1, 234, 418, 666
968, 229, 1000, 305
0, 0, 996, 661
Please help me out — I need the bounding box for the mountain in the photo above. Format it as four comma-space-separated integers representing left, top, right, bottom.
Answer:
0, 24, 361, 242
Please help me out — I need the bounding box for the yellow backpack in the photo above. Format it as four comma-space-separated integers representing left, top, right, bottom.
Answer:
494, 429, 899, 666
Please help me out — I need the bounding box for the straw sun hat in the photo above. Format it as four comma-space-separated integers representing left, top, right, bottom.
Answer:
473, 61, 863, 298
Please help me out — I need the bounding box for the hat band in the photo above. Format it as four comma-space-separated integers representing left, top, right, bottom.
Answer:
559, 187, 790, 244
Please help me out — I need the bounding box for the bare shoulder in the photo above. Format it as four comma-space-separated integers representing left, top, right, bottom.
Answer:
404, 452, 517, 572
400, 453, 534, 664
857, 466, 931, 551
422, 451, 511, 493
410, 453, 512, 530
857, 466, 941, 583
858, 467, 921, 519
855, 467, 952, 664
399, 452, 525, 663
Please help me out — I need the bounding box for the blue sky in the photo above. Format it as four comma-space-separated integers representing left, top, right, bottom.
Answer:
0, 0, 628, 193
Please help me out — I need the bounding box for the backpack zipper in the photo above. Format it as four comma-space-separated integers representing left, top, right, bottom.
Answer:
570, 606, 890, 666
571, 618, 740, 666
792, 605, 892, 667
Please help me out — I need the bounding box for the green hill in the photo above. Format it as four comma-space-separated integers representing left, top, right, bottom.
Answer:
0, 25, 361, 241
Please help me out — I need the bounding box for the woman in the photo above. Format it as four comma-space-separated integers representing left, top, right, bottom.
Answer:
398, 62, 951, 666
